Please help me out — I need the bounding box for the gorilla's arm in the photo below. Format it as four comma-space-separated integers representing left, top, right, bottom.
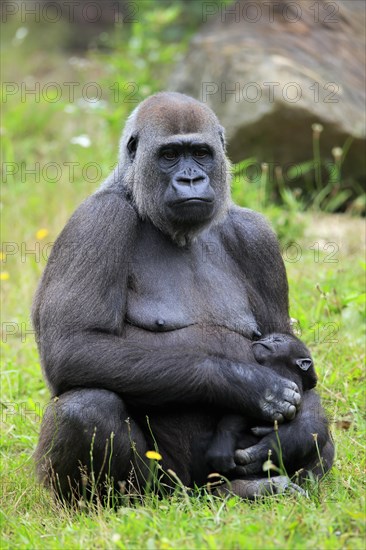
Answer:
206, 414, 248, 473
222, 206, 291, 335
234, 391, 334, 477
221, 207, 333, 475
32, 192, 299, 420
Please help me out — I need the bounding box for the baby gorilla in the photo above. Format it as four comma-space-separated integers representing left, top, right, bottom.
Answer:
206, 333, 317, 474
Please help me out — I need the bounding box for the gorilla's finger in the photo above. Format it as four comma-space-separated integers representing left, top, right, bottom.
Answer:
234, 449, 253, 465
235, 444, 266, 465
282, 387, 301, 406
233, 462, 263, 476
286, 380, 300, 393
271, 412, 285, 423
269, 476, 307, 497
285, 482, 307, 497
283, 404, 296, 420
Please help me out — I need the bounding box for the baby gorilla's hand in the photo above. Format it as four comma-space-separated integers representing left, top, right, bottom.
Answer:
206, 447, 236, 474
234, 436, 276, 476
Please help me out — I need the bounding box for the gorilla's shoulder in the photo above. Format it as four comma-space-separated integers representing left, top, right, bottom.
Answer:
52, 190, 139, 260
221, 205, 279, 247
45, 190, 139, 280
86, 188, 137, 216
67, 189, 138, 231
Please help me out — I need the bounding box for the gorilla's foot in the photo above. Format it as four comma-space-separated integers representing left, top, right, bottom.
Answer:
215, 476, 307, 499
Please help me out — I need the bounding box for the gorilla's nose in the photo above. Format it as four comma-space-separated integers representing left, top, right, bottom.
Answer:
176, 174, 205, 186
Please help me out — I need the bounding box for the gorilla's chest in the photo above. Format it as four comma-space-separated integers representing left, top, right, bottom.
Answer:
126, 225, 258, 338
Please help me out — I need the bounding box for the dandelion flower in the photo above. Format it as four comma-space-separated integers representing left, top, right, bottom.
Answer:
0, 252, 4, 261
145, 450, 162, 461
36, 228, 49, 240
0, 272, 10, 280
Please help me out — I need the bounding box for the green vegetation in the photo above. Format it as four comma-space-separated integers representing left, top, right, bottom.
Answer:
1, 6, 365, 549
285, 125, 365, 214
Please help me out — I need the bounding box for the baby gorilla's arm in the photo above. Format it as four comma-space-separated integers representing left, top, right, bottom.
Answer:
206, 414, 247, 473
234, 391, 332, 479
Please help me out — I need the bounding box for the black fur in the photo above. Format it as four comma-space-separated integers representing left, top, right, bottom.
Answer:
206, 333, 325, 474
33, 92, 333, 501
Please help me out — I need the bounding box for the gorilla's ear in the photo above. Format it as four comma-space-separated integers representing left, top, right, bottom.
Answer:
296, 358, 313, 371
218, 127, 226, 150
127, 135, 138, 160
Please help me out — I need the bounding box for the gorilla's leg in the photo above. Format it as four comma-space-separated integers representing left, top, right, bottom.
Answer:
228, 438, 334, 499
34, 389, 149, 502
294, 438, 335, 484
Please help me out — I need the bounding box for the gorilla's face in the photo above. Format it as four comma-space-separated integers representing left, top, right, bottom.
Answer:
252, 334, 294, 365
252, 333, 317, 390
121, 92, 231, 246
158, 139, 216, 226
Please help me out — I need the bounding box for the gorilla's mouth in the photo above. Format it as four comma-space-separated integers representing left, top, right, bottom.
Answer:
252, 341, 273, 352
166, 198, 216, 223
172, 197, 214, 205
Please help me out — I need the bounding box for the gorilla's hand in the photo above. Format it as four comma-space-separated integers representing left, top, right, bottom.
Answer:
233, 435, 277, 476
231, 365, 301, 423
258, 377, 301, 423
206, 448, 236, 474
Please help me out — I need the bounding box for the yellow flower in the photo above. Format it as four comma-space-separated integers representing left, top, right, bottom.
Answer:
145, 450, 162, 461
36, 228, 49, 240
0, 272, 10, 280
0, 252, 4, 261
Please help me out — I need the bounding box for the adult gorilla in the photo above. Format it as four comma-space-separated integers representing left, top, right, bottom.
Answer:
33, 92, 333, 500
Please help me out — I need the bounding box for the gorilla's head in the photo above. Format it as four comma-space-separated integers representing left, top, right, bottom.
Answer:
252, 333, 317, 390
115, 92, 232, 246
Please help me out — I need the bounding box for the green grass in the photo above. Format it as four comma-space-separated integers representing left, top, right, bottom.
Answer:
1, 13, 365, 550
2, 215, 364, 548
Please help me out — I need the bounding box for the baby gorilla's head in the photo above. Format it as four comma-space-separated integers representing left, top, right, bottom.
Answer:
252, 333, 317, 390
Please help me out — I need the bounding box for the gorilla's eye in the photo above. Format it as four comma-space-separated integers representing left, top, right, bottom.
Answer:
272, 336, 284, 343
193, 148, 209, 159
162, 150, 178, 161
